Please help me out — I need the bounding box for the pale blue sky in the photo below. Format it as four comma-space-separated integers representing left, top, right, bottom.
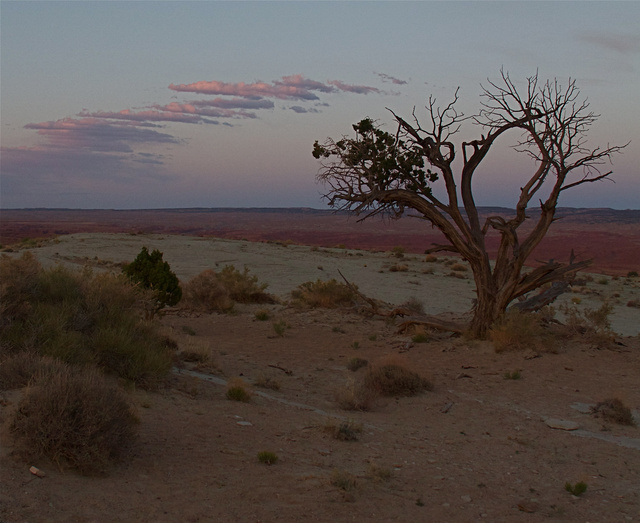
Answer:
1, 1, 638, 209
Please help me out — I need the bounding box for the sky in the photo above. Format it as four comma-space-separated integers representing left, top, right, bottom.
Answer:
1, 1, 639, 210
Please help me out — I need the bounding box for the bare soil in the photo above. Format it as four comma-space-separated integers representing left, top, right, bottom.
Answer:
1, 234, 639, 522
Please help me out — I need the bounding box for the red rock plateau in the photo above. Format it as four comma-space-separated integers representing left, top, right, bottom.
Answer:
1, 207, 639, 275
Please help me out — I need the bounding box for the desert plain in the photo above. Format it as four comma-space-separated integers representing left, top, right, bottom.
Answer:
0, 208, 639, 522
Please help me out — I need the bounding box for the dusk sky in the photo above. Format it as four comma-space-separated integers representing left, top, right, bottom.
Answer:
1, 1, 639, 210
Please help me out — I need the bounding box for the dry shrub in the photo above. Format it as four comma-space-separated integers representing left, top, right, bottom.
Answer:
0, 252, 42, 324
326, 419, 363, 441
183, 266, 273, 313
424, 254, 438, 263
226, 377, 252, 402
400, 297, 425, 315
450, 263, 468, 272
389, 264, 409, 272
558, 302, 614, 346
346, 357, 369, 372
182, 269, 235, 313
10, 365, 139, 475
291, 279, 357, 308
0, 258, 173, 388
254, 373, 281, 391
0, 352, 65, 391
364, 356, 432, 397
591, 398, 636, 426
335, 378, 377, 411
489, 309, 555, 353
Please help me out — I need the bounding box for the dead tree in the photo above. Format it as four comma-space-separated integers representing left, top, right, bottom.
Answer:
313, 70, 627, 337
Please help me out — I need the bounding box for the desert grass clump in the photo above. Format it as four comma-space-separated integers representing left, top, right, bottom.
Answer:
591, 398, 636, 426
291, 279, 357, 309
368, 462, 393, 482
254, 309, 270, 321
346, 357, 369, 372
330, 469, 357, 491
391, 246, 405, 258
335, 378, 377, 411
559, 302, 614, 341
272, 320, 289, 337
183, 266, 274, 314
450, 263, 468, 272
226, 377, 252, 402
257, 450, 279, 465
565, 481, 588, 496
389, 263, 409, 272
254, 373, 281, 391
503, 370, 522, 380
424, 254, 438, 263
489, 309, 554, 353
10, 365, 139, 475
328, 419, 363, 441
364, 357, 432, 397
401, 297, 425, 315
0, 352, 64, 391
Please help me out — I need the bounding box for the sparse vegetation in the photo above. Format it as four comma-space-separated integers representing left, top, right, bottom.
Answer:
291, 279, 356, 308
591, 398, 636, 426
503, 370, 522, 380
226, 377, 252, 402
335, 379, 377, 411
254, 373, 281, 391
391, 246, 405, 258
257, 451, 278, 465
182, 265, 273, 314
368, 462, 393, 482
327, 419, 363, 441
0, 254, 173, 388
330, 469, 357, 491
565, 481, 588, 496
254, 309, 270, 321
627, 271, 638, 278
9, 364, 139, 475
389, 263, 409, 272
346, 357, 369, 372
272, 320, 289, 337
364, 357, 432, 397
489, 309, 555, 353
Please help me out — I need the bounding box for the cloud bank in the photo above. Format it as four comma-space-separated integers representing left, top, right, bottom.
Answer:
2, 73, 393, 202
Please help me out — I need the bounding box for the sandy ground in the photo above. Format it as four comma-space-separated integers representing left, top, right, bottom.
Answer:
1, 233, 639, 522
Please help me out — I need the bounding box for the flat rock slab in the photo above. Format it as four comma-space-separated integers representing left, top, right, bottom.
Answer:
545, 418, 580, 431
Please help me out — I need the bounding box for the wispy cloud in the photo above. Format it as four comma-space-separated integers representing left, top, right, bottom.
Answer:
169, 74, 382, 100
24, 117, 179, 152
375, 72, 408, 85
327, 80, 381, 95
578, 33, 640, 54
289, 106, 320, 114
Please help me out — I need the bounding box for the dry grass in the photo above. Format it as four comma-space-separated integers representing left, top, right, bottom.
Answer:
364, 356, 432, 397
325, 419, 363, 441
591, 398, 636, 426
335, 378, 377, 411
489, 309, 555, 353
291, 279, 357, 308
182, 265, 274, 313
9, 364, 139, 475
226, 377, 252, 402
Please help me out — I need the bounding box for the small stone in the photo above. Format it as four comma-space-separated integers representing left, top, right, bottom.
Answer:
29, 466, 45, 478
461, 495, 472, 503
236, 421, 252, 426
545, 418, 579, 431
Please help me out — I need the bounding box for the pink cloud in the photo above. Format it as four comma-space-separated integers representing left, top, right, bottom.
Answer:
191, 97, 274, 110
169, 79, 322, 100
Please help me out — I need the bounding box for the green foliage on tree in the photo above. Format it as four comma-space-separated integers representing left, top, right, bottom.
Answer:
122, 247, 182, 310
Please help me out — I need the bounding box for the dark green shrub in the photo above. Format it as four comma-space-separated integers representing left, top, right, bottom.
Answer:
122, 247, 182, 310
10, 364, 139, 475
